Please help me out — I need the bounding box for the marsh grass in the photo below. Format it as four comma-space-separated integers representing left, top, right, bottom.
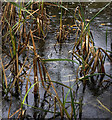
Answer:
72, 3, 112, 89
1, 1, 112, 119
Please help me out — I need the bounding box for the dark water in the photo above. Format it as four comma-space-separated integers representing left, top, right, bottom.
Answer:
2, 2, 112, 119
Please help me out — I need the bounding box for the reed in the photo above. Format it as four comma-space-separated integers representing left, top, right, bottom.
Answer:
1, 1, 112, 119
72, 3, 112, 90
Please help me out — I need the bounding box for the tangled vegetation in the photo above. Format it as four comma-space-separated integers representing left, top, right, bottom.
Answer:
1, 2, 112, 119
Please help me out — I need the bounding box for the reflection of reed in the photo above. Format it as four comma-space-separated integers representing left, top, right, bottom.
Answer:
87, 77, 111, 96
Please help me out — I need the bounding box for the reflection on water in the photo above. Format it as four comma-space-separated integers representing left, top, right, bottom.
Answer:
2, 2, 112, 119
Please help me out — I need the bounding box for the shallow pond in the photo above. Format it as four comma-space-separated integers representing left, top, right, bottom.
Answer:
2, 2, 112, 119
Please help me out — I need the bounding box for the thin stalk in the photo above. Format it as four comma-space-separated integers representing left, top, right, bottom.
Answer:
69, 77, 76, 120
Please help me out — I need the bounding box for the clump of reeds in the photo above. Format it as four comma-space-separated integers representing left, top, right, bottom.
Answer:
56, 2, 70, 43
71, 3, 112, 90
1, 1, 50, 96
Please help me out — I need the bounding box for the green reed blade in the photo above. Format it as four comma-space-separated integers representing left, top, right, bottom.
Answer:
63, 82, 76, 108
84, 2, 111, 32
69, 79, 76, 119
10, 2, 34, 18
4, 16, 16, 56
42, 58, 79, 64
23, 103, 60, 114
22, 82, 38, 104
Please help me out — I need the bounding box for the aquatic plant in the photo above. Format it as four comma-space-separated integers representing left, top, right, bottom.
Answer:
1, 1, 112, 119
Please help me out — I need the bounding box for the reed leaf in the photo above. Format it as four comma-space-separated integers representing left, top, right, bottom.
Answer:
42, 58, 79, 64
4, 16, 16, 56
97, 99, 112, 114
83, 2, 111, 32
69, 80, 76, 119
